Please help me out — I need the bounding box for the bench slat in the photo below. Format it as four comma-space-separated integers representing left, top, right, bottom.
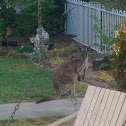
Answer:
93, 89, 110, 126
104, 91, 121, 126
97, 90, 115, 126
85, 88, 104, 126
122, 115, 126, 126
74, 86, 96, 126
83, 87, 103, 126
116, 97, 126, 126
110, 92, 125, 126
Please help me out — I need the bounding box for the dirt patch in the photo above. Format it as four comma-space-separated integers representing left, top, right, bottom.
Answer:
0, 47, 30, 59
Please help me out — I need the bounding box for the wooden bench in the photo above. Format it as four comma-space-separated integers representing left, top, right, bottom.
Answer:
74, 86, 126, 126
49, 85, 126, 126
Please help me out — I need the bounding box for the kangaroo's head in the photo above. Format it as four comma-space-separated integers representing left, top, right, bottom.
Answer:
79, 46, 90, 60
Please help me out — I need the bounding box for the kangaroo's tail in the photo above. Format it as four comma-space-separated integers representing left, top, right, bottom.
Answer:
36, 79, 62, 104
36, 98, 50, 104
36, 97, 56, 104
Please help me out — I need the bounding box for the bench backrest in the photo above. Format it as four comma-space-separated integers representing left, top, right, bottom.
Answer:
74, 86, 126, 126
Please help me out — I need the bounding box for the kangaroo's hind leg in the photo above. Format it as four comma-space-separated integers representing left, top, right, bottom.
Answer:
70, 83, 78, 106
71, 83, 75, 96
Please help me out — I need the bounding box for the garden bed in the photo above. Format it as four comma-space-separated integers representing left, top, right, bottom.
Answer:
0, 35, 116, 98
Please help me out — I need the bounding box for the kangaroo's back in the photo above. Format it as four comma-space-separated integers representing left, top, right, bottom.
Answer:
54, 58, 84, 85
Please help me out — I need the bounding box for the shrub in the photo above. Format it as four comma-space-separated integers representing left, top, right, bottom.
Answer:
0, 1, 14, 38
12, 0, 58, 37
50, 56, 64, 66
93, 16, 115, 53
95, 70, 113, 83
17, 46, 34, 53
0, 0, 66, 39
99, 63, 110, 70
112, 21, 126, 91
48, 44, 74, 56
0, 20, 5, 38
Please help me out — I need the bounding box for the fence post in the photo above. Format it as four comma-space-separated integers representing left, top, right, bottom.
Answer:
84, 3, 88, 46
65, 2, 67, 35
79, 1, 84, 44
95, 4, 101, 52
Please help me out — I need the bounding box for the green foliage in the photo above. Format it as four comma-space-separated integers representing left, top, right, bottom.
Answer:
0, 0, 65, 38
95, 70, 113, 83
0, 119, 17, 125
63, 44, 74, 55
94, 0, 126, 11
48, 44, 74, 56
50, 56, 64, 66
0, 20, 5, 38
42, 51, 49, 58
112, 30, 126, 91
93, 18, 115, 52
99, 63, 109, 70
17, 46, 34, 53
12, 0, 57, 36
0, 0, 13, 38
48, 0, 66, 35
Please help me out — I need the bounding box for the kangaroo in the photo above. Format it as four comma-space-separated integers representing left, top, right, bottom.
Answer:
36, 46, 90, 104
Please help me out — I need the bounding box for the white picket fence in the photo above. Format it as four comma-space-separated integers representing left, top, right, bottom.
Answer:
65, 0, 126, 53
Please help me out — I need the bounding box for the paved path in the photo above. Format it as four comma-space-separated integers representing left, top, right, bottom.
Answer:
0, 98, 83, 121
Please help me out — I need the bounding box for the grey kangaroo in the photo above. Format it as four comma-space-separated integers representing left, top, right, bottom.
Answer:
36, 46, 90, 104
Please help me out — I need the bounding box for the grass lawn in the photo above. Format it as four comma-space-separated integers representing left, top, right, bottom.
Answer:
0, 115, 65, 126
0, 56, 54, 104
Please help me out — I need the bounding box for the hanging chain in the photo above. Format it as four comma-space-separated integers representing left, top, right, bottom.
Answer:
38, 0, 44, 53
6, 68, 39, 126
38, 0, 47, 66
6, 1, 43, 125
